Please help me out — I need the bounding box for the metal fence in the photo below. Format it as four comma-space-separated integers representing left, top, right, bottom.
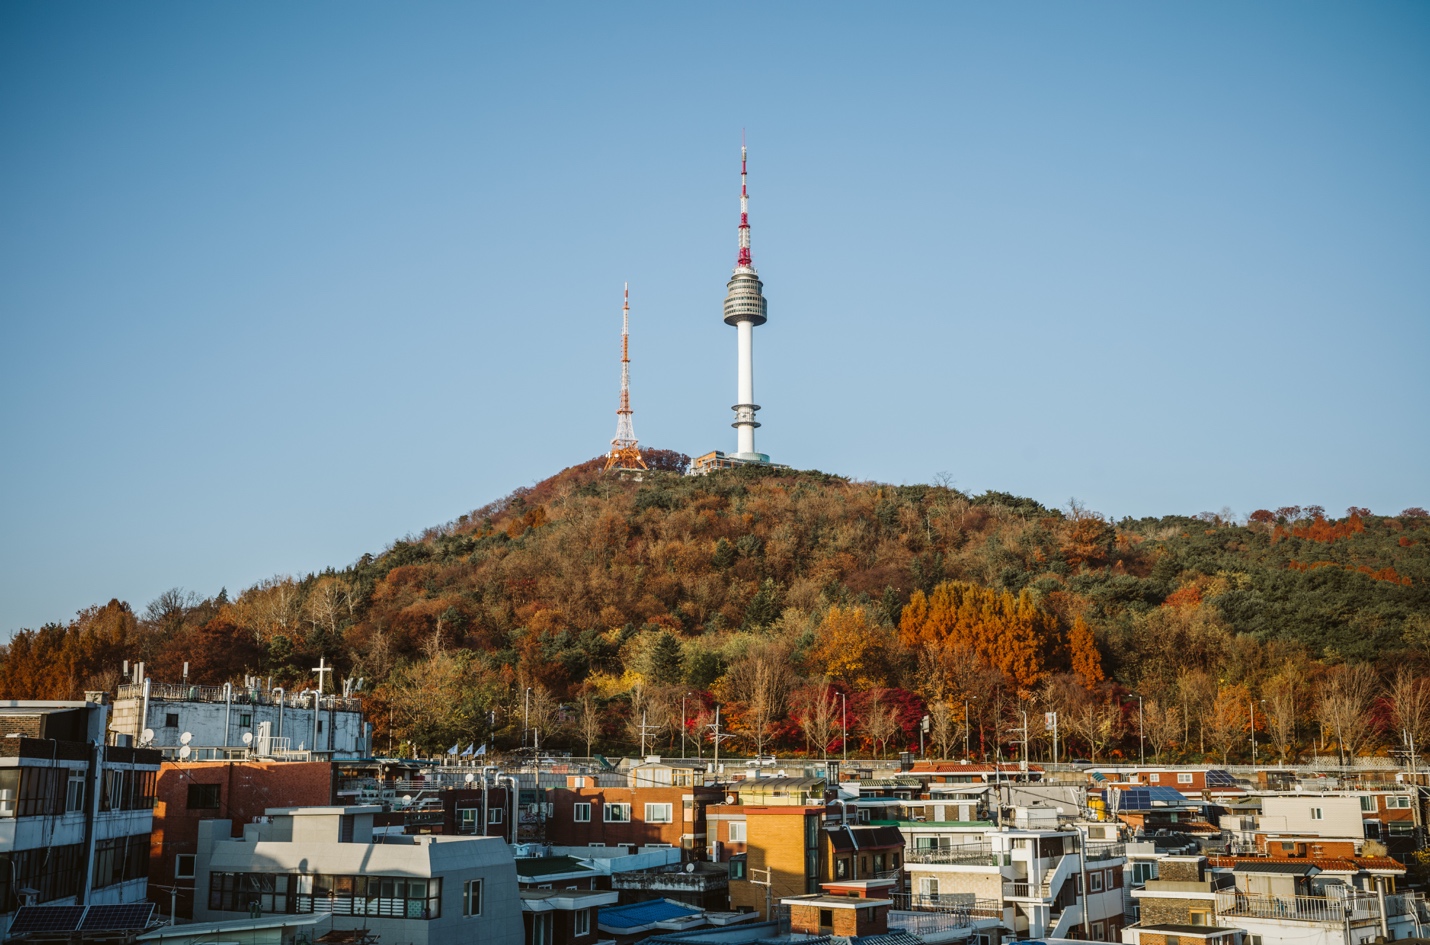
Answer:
1004, 881, 1050, 900
1085, 842, 1127, 862
890, 894, 1002, 917
905, 845, 997, 866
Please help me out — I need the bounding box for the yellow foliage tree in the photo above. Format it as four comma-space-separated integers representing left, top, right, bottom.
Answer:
810, 605, 891, 689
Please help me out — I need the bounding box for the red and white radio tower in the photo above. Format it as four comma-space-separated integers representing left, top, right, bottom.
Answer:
605, 283, 647, 472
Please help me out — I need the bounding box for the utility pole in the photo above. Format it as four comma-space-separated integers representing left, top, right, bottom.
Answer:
1047, 711, 1059, 765
1250, 698, 1257, 767
964, 700, 970, 760
523, 687, 532, 751
1021, 711, 1029, 771
681, 693, 691, 760
748, 866, 775, 923
841, 693, 848, 763
1139, 696, 1145, 766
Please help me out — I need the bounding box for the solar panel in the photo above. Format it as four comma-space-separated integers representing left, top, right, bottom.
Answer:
7, 906, 86, 935
1114, 786, 1189, 810
79, 903, 156, 932
1205, 769, 1238, 787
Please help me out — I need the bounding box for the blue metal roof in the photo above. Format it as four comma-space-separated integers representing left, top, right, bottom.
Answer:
598, 899, 703, 930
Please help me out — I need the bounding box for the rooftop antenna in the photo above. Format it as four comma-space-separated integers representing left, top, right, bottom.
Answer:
605, 282, 648, 472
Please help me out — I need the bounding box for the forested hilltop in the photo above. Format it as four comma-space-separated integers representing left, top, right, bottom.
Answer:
4, 452, 1428, 765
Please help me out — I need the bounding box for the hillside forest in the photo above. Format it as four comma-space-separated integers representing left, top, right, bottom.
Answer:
3, 451, 1428, 767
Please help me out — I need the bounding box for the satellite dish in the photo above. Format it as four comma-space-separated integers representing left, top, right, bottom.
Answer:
465, 774, 475, 784
685, 862, 695, 874
178, 745, 192, 759
180, 731, 193, 745
140, 729, 154, 746
242, 732, 254, 745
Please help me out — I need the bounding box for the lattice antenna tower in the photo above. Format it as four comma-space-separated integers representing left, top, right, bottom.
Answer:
605, 282, 647, 472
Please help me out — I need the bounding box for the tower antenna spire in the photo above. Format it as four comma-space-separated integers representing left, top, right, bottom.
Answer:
737, 131, 753, 270
605, 282, 647, 472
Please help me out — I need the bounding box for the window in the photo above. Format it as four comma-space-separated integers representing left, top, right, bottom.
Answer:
1361, 796, 1377, 812
1132, 862, 1156, 884
645, 803, 673, 824
459, 809, 478, 834
1089, 871, 1103, 892
92, 834, 151, 888
574, 908, 591, 936
1190, 910, 1211, 926
65, 769, 85, 813
1092, 921, 1105, 939
239, 714, 252, 728
603, 803, 630, 823
835, 858, 849, 879
1388, 822, 1413, 836
819, 909, 834, 929
165, 713, 179, 728
1310, 808, 1324, 821
531, 913, 552, 945
1149, 773, 1160, 782
728, 821, 746, 843
1387, 796, 1411, 809
1105, 868, 1115, 889
175, 855, 196, 880
209, 872, 441, 918
188, 783, 221, 810
573, 803, 591, 822
920, 877, 939, 902
317, 720, 324, 733
1177, 773, 1194, 784
488, 807, 503, 824
463, 879, 482, 916
729, 856, 746, 880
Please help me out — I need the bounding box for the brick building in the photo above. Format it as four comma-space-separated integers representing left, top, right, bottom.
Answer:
783, 881, 892, 937
728, 806, 823, 916
546, 774, 721, 858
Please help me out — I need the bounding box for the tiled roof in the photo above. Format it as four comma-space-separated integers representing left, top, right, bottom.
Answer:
1208, 855, 1404, 873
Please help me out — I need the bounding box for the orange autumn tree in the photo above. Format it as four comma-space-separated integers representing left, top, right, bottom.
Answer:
899, 581, 1058, 693
1068, 616, 1105, 687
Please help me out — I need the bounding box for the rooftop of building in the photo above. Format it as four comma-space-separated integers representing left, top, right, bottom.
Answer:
827, 826, 905, 852
514, 855, 597, 879
1208, 855, 1405, 873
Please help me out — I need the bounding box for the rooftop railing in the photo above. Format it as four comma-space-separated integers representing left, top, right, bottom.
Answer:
1214, 891, 1381, 924
890, 894, 1003, 917
1085, 842, 1127, 862
905, 844, 997, 866
1004, 881, 1051, 900
119, 682, 362, 713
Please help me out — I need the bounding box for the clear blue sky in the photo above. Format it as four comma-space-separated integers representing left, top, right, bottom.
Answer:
3, 3, 1427, 636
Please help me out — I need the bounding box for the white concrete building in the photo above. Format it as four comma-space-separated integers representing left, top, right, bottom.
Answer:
112, 681, 366, 760
901, 819, 1129, 941
194, 806, 523, 945
1257, 797, 1364, 841
0, 698, 161, 926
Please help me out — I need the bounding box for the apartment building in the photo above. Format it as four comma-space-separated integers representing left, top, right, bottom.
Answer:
902, 821, 1129, 941
727, 806, 823, 916
194, 805, 522, 945
0, 698, 161, 925
546, 764, 722, 858
1125, 853, 1428, 945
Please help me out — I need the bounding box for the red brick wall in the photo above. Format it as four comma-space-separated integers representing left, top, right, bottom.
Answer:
149, 761, 334, 917
547, 786, 708, 852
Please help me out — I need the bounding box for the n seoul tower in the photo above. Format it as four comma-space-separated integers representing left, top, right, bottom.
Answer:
723, 138, 770, 462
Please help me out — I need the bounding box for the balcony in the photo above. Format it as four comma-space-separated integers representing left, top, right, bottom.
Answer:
1003, 881, 1051, 900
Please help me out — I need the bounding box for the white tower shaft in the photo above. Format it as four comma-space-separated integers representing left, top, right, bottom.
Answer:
723, 140, 769, 462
